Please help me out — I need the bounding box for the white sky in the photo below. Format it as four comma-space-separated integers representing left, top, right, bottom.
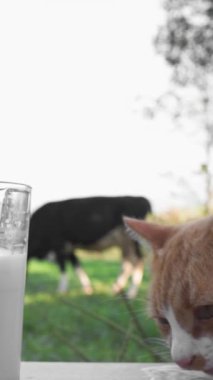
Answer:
0, 0, 206, 213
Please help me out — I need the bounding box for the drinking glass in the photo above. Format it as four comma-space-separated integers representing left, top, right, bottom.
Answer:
0, 182, 31, 380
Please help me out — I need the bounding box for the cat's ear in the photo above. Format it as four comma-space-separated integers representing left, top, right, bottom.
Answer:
123, 217, 176, 250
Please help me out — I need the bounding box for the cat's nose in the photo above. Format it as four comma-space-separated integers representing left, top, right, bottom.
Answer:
176, 357, 193, 369
176, 355, 205, 370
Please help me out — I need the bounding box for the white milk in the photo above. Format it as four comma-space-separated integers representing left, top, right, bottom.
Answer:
0, 247, 27, 380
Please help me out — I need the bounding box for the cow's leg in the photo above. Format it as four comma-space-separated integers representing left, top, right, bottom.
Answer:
126, 242, 144, 299
67, 251, 93, 295
57, 253, 69, 293
126, 259, 144, 299
112, 259, 134, 294
75, 266, 93, 295
112, 230, 136, 294
113, 236, 144, 299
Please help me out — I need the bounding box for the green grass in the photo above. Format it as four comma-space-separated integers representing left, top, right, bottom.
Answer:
22, 249, 168, 362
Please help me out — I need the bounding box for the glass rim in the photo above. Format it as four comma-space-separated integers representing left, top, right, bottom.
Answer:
0, 181, 31, 192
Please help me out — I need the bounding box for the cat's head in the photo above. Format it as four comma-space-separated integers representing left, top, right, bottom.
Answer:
124, 215, 213, 375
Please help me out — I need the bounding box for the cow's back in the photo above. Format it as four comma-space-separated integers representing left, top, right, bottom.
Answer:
57, 197, 124, 243
28, 196, 151, 253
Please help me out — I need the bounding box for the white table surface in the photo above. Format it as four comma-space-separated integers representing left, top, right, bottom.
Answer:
20, 362, 211, 380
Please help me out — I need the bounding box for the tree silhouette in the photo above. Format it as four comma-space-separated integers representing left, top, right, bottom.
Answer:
152, 0, 213, 213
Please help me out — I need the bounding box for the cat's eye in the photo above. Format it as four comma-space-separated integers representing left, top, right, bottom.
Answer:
194, 305, 213, 320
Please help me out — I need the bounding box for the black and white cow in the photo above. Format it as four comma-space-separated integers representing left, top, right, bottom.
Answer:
28, 196, 151, 298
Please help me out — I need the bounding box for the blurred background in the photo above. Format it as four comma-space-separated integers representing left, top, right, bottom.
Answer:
1, 0, 213, 364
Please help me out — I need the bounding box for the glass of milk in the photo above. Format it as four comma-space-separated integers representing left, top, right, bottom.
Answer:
0, 182, 31, 380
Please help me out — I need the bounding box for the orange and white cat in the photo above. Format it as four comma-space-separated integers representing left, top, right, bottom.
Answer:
124, 215, 213, 375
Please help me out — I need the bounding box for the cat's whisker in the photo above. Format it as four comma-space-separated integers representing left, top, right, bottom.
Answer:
144, 339, 170, 361
145, 337, 169, 348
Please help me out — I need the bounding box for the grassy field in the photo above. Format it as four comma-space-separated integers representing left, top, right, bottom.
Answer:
23, 249, 169, 363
